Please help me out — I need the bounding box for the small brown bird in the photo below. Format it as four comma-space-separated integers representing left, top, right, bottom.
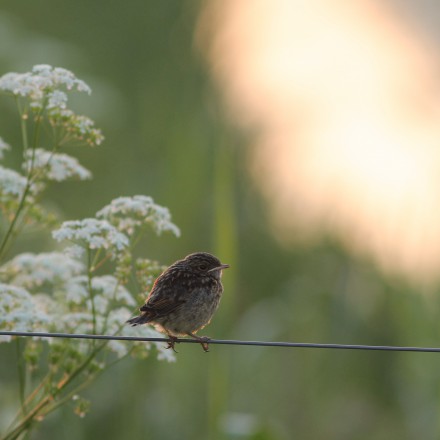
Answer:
127, 252, 229, 352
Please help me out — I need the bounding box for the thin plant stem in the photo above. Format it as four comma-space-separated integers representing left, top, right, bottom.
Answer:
87, 249, 97, 337
0, 183, 32, 260
90, 253, 111, 273
40, 346, 135, 419
6, 373, 52, 431
0, 106, 44, 260
16, 97, 29, 153
1, 340, 109, 440
15, 339, 26, 416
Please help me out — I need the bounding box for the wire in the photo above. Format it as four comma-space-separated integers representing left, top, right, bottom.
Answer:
1, 330, 440, 352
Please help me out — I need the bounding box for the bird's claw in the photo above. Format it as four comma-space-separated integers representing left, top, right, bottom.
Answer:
166, 336, 179, 353
193, 335, 211, 352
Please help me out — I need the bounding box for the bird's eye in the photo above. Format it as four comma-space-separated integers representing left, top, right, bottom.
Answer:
199, 264, 207, 271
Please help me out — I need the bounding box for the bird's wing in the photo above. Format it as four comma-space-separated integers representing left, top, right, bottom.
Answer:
140, 296, 186, 316
140, 270, 189, 318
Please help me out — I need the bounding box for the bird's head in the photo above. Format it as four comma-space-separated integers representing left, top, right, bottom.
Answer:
184, 252, 229, 278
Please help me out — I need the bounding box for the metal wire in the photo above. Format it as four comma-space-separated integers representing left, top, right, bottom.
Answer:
1, 330, 440, 352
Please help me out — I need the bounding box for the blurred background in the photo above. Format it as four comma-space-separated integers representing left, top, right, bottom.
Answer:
2, 0, 440, 438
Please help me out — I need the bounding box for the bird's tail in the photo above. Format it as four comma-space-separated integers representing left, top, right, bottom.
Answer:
126, 313, 151, 326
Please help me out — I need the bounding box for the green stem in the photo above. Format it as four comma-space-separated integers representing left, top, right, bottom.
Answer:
90, 253, 111, 273
16, 97, 29, 153
0, 183, 33, 260
1, 340, 108, 440
6, 373, 51, 432
87, 249, 97, 337
2, 396, 51, 440
0, 106, 44, 260
90, 248, 102, 271
41, 346, 134, 418
15, 339, 26, 416
130, 228, 146, 250
102, 279, 121, 334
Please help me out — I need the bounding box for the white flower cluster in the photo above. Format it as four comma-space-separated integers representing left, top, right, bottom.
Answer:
52, 218, 129, 252
0, 65, 177, 364
0, 252, 84, 290
64, 275, 135, 310
0, 165, 27, 200
23, 149, 92, 182
96, 195, 181, 237
49, 109, 104, 147
0, 137, 10, 160
107, 309, 176, 361
0, 65, 103, 147
0, 64, 91, 104
0, 258, 173, 360
0, 283, 52, 341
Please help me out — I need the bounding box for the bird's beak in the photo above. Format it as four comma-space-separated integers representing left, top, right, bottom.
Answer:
208, 264, 230, 272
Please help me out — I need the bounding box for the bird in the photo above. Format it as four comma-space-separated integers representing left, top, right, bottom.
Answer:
127, 252, 229, 352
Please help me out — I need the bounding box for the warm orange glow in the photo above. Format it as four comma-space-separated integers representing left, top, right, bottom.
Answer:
198, 0, 440, 285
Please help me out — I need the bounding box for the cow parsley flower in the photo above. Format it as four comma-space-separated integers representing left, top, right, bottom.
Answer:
62, 275, 135, 310
96, 195, 180, 237
48, 109, 104, 146
0, 284, 52, 340
0, 166, 28, 199
52, 218, 129, 252
0, 252, 84, 291
91, 275, 135, 305
63, 244, 85, 259
0, 65, 103, 147
47, 90, 68, 110
23, 149, 92, 182
106, 307, 175, 361
0, 65, 91, 102
58, 311, 95, 336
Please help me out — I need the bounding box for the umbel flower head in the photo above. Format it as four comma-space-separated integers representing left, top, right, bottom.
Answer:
96, 195, 181, 237
23, 149, 92, 182
52, 218, 129, 253
0, 64, 91, 102
0, 64, 104, 147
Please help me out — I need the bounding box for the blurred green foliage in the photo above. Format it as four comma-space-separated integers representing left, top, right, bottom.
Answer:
1, 1, 440, 439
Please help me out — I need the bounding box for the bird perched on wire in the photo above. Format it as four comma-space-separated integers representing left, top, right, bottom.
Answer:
127, 252, 229, 352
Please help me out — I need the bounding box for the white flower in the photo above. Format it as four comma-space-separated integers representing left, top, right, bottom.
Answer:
51, 67, 91, 94
23, 149, 92, 182
64, 276, 88, 304
64, 244, 85, 259
52, 218, 129, 252
0, 65, 92, 100
0, 137, 10, 160
118, 311, 176, 362
96, 195, 180, 237
0, 72, 45, 101
91, 275, 135, 306
63, 275, 135, 311
58, 311, 95, 335
0, 284, 52, 340
0, 252, 84, 291
48, 109, 104, 147
0, 65, 102, 146
0, 165, 27, 199
64, 276, 110, 312
107, 340, 128, 358
47, 90, 68, 109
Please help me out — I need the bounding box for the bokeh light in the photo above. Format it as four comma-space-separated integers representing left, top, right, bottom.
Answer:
198, 0, 440, 286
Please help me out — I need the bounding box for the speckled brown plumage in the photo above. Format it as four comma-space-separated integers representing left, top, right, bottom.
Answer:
127, 252, 229, 352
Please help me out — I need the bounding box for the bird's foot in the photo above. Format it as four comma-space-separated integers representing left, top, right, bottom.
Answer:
166, 335, 179, 353
188, 333, 211, 352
